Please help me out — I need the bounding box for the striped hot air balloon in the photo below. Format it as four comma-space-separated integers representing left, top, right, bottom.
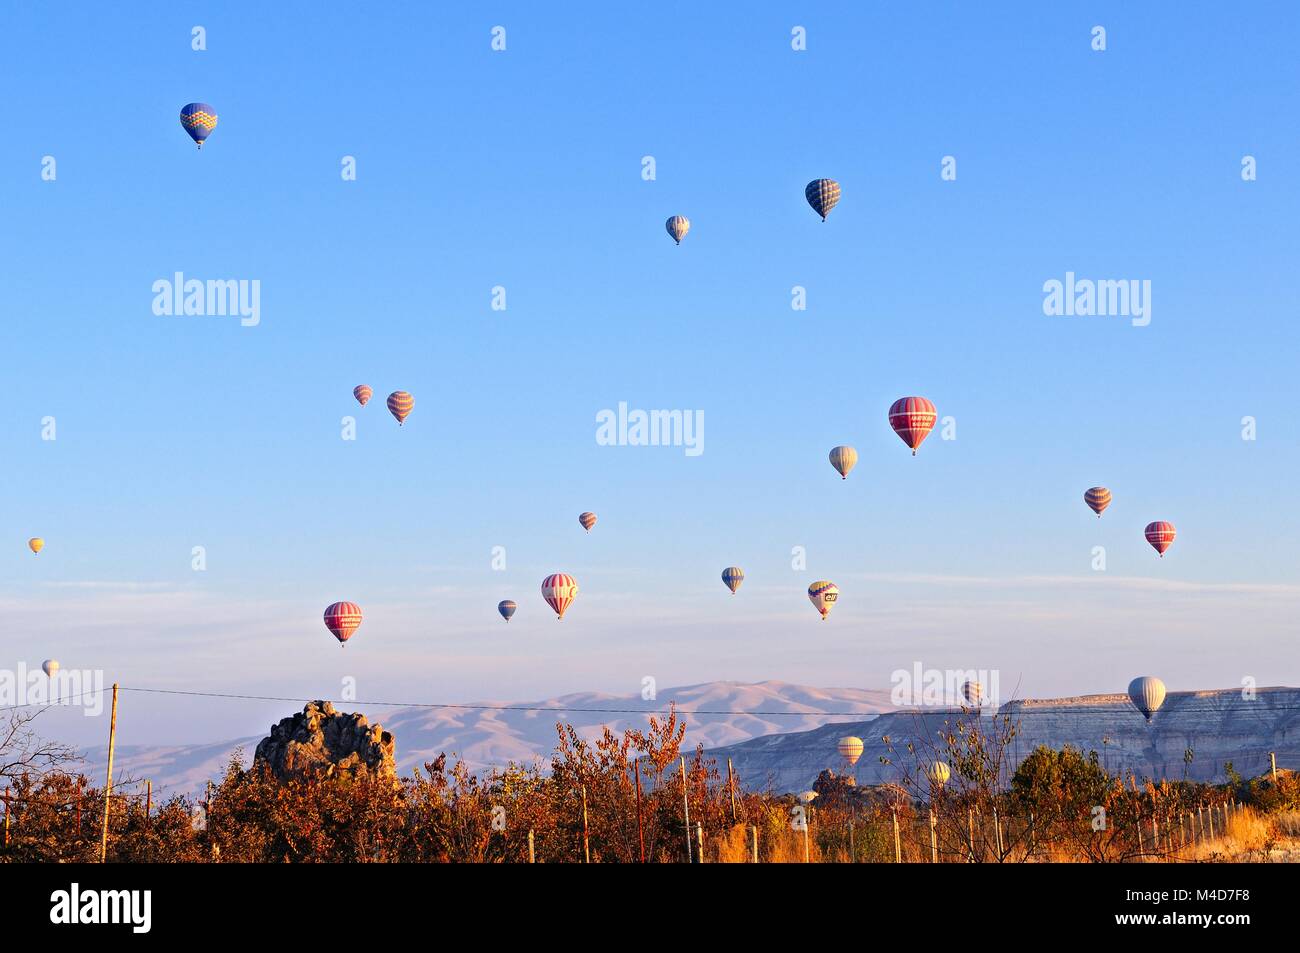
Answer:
828, 445, 858, 480
1145, 521, 1176, 557
962, 680, 983, 707
1084, 486, 1112, 517
579, 512, 597, 533
1128, 675, 1166, 723
353, 385, 373, 407
386, 391, 414, 425
804, 179, 840, 221
179, 103, 218, 149
665, 215, 690, 244
323, 601, 363, 647
888, 397, 938, 455
721, 566, 744, 594
541, 573, 579, 620
837, 736, 864, 767
498, 599, 517, 622
42, 659, 59, 679
808, 580, 839, 620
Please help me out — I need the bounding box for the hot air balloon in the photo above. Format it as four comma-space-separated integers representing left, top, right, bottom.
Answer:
721, 566, 744, 594
808, 580, 839, 620
804, 179, 840, 221
179, 103, 218, 149
797, 791, 819, 805
323, 601, 363, 647
541, 573, 579, 620
498, 599, 517, 622
962, 680, 983, 707
42, 659, 59, 678
925, 761, 952, 787
1145, 521, 1176, 557
579, 512, 597, 533
828, 445, 858, 480
1128, 676, 1166, 723
353, 385, 373, 407
888, 397, 938, 455
1084, 486, 1111, 517
387, 391, 414, 426
28, 538, 43, 554
837, 736, 864, 767
665, 215, 690, 245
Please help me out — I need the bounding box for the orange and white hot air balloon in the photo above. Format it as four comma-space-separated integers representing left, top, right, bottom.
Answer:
323, 601, 363, 647
837, 736, 864, 767
386, 391, 414, 425
1145, 521, 1176, 557
888, 397, 938, 455
808, 580, 839, 620
1084, 486, 1111, 517
353, 385, 373, 407
579, 512, 597, 533
541, 573, 579, 620
28, 538, 44, 554
828, 446, 858, 480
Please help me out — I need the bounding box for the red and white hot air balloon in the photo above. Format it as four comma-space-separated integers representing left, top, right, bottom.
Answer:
353, 385, 373, 406
541, 573, 579, 620
1084, 486, 1112, 517
579, 512, 597, 533
1145, 521, 1176, 557
888, 397, 938, 455
323, 601, 363, 647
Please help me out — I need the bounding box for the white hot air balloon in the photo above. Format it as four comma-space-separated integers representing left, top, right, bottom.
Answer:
837, 736, 864, 767
962, 680, 983, 707
1128, 676, 1167, 724
925, 761, 951, 787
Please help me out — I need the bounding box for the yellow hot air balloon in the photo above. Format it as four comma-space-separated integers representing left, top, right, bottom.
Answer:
837, 736, 864, 767
665, 215, 690, 245
28, 538, 44, 554
808, 580, 839, 620
828, 446, 858, 480
925, 761, 951, 787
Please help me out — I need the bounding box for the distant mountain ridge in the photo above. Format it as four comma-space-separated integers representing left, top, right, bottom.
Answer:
80, 680, 896, 798
707, 686, 1300, 793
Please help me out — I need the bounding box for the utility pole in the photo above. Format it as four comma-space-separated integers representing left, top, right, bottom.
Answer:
99, 683, 119, 863
726, 758, 737, 823
929, 810, 938, 863
1271, 752, 1278, 783
633, 759, 645, 863
680, 757, 692, 863
580, 784, 590, 864
145, 780, 152, 824
750, 824, 758, 862
528, 829, 535, 863
892, 809, 901, 863
696, 822, 704, 863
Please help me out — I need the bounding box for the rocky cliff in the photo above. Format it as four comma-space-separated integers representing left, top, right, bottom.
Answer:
710, 687, 1300, 793
253, 700, 397, 783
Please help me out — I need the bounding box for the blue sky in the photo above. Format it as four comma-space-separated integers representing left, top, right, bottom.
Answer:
2, 3, 1298, 745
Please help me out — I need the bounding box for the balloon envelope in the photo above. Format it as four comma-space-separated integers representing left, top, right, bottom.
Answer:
353, 385, 373, 406
43, 659, 59, 678
498, 599, 517, 622
925, 761, 951, 785
721, 566, 744, 594
962, 680, 983, 707
387, 391, 414, 425
665, 215, 690, 244
808, 580, 839, 619
579, 512, 597, 532
837, 736, 864, 766
889, 397, 938, 454
1084, 486, 1112, 516
179, 103, 217, 148
804, 179, 841, 221
1128, 676, 1166, 722
28, 538, 44, 554
1145, 521, 1176, 556
541, 573, 579, 620
323, 602, 363, 646
828, 445, 858, 480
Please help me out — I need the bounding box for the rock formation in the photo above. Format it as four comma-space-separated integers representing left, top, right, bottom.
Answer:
253, 700, 396, 783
